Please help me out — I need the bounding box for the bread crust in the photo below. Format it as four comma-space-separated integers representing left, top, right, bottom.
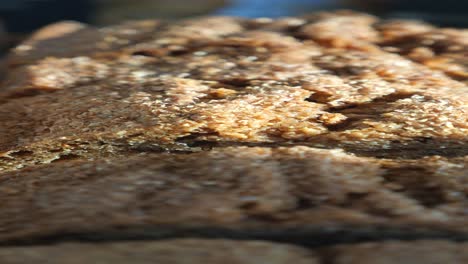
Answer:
0, 11, 466, 260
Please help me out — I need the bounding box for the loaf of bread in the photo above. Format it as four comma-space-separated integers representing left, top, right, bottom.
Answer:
0, 11, 466, 262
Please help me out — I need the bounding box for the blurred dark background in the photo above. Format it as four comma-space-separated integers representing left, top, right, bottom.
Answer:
0, 0, 467, 51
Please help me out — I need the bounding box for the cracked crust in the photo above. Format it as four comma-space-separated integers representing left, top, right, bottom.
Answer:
1, 14, 467, 170
0, 10, 467, 258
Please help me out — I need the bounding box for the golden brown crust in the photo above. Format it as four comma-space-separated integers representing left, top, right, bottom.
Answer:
1, 13, 466, 171
0, 11, 467, 258
377, 23, 468, 83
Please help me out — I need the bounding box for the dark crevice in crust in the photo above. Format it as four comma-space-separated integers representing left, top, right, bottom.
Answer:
2, 225, 468, 248
329, 91, 417, 111
340, 140, 468, 159
382, 167, 447, 208
166, 139, 468, 159
315, 250, 336, 264
323, 92, 417, 131
50, 153, 81, 163
130, 50, 160, 57
7, 150, 34, 158
2, 138, 467, 172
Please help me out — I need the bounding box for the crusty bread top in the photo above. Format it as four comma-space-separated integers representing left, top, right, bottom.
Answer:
0, 11, 466, 253
0, 12, 466, 172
